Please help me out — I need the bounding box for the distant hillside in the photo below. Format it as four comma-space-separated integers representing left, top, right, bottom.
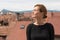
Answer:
19, 10, 60, 12
1, 9, 60, 14
48, 10, 60, 12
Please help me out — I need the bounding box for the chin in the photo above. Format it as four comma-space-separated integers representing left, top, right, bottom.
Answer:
32, 16, 36, 18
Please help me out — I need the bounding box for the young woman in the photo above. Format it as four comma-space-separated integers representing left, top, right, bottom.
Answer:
26, 4, 54, 40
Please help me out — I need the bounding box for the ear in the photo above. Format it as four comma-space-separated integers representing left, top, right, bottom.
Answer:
41, 12, 44, 15
42, 12, 47, 18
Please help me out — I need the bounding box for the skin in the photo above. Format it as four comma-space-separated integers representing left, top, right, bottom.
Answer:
32, 6, 46, 25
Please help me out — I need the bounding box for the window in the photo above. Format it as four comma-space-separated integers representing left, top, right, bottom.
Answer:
0, 20, 9, 26
0, 35, 7, 40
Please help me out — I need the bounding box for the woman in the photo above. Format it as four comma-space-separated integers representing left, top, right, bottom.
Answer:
26, 4, 54, 40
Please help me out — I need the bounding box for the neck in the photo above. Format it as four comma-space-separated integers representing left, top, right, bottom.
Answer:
34, 18, 46, 25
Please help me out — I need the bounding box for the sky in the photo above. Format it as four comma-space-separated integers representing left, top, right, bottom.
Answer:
0, 0, 60, 11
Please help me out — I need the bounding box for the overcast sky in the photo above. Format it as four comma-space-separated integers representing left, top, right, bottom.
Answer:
0, 0, 60, 11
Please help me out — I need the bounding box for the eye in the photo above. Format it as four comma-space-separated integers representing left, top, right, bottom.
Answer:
33, 9, 37, 11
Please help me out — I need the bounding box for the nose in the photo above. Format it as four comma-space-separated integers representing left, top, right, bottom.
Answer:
32, 11, 37, 15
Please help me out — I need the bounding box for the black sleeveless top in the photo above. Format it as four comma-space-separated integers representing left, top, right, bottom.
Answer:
26, 23, 54, 40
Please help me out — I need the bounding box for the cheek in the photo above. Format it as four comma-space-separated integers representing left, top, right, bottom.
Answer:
31, 13, 37, 18
33, 12, 38, 15
37, 13, 43, 18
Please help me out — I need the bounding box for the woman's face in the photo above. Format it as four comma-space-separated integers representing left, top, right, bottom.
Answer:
32, 6, 43, 19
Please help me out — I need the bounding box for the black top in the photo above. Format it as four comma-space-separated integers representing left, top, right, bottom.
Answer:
26, 23, 54, 40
